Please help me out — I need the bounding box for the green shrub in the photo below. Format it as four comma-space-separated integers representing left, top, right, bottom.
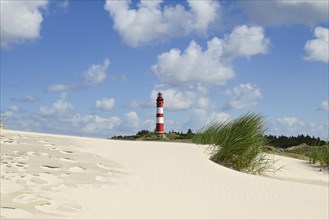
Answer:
309, 145, 329, 169
194, 113, 273, 174
308, 147, 319, 164
193, 122, 225, 146
319, 145, 329, 168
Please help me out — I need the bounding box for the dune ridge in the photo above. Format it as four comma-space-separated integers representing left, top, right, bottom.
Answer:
0, 129, 328, 219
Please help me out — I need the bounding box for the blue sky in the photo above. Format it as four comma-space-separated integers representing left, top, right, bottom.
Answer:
1, 0, 328, 139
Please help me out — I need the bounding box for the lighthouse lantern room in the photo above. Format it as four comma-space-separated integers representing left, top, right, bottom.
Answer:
156, 92, 164, 134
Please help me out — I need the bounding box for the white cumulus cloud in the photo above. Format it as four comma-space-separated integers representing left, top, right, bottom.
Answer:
153, 85, 215, 110
132, 85, 214, 111
47, 84, 72, 92
196, 97, 214, 109
184, 108, 231, 130
1, 105, 20, 118
124, 111, 140, 129
319, 101, 329, 111
39, 93, 74, 117
47, 58, 110, 92
152, 39, 234, 86
150, 88, 197, 111
104, 0, 220, 47
304, 27, 329, 63
78, 115, 121, 134
277, 117, 305, 127
152, 25, 269, 86
9, 106, 20, 112
224, 83, 262, 109
0, 0, 48, 47
84, 59, 110, 85
96, 98, 115, 111
271, 117, 328, 139
57, 0, 69, 10
223, 25, 270, 59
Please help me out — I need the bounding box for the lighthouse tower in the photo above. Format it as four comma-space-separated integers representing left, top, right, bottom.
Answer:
156, 92, 164, 134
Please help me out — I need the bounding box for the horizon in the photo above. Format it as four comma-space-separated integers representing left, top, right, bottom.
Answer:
1, 0, 328, 139
2, 124, 328, 143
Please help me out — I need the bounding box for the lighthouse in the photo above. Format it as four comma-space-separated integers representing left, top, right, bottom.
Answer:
156, 92, 164, 134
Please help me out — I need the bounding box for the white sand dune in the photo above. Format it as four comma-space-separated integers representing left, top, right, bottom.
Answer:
1, 129, 328, 219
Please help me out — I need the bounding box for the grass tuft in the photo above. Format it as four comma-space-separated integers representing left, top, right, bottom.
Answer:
309, 145, 329, 169
193, 113, 273, 174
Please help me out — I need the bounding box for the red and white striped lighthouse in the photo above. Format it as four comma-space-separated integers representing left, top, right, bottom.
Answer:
156, 92, 164, 134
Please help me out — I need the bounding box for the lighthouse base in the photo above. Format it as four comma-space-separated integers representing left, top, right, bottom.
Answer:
155, 123, 164, 134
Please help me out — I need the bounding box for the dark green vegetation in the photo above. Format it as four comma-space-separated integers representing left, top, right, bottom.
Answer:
263, 143, 329, 168
308, 145, 329, 169
112, 129, 326, 147
111, 129, 195, 142
265, 134, 326, 148
263, 144, 310, 161
193, 113, 272, 174
262, 135, 328, 168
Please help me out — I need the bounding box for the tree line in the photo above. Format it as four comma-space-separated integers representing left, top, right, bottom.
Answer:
112, 129, 327, 148
265, 134, 327, 148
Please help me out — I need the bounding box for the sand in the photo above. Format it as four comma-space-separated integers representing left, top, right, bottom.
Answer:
1, 129, 328, 219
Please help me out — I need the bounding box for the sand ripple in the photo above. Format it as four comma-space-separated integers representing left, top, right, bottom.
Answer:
0, 130, 127, 219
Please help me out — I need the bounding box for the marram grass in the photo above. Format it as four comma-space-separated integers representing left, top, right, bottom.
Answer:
309, 145, 329, 169
193, 113, 273, 174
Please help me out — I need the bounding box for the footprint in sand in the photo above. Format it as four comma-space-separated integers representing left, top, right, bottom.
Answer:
30, 177, 48, 184
3, 139, 15, 144
11, 194, 59, 216
27, 172, 63, 187
45, 146, 61, 151
59, 157, 77, 163
69, 166, 86, 173
60, 150, 75, 154
27, 151, 38, 156
36, 139, 48, 143
16, 154, 28, 160
108, 168, 128, 175
35, 198, 81, 213
13, 193, 50, 205
96, 162, 111, 170
18, 135, 31, 139
96, 163, 128, 175
14, 163, 27, 172
40, 165, 61, 172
